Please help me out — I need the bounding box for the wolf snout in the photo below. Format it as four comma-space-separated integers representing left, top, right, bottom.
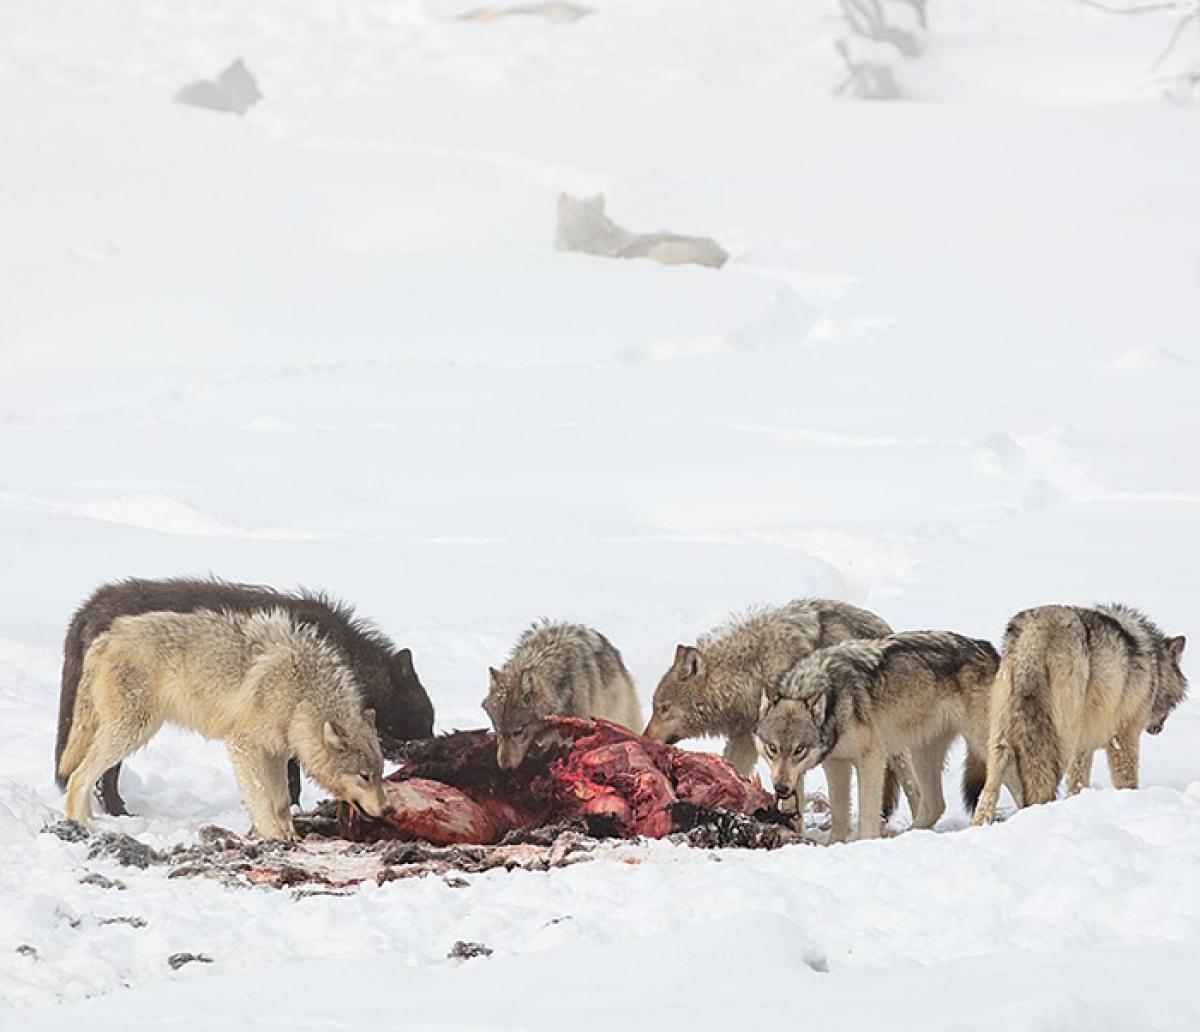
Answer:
774, 783, 794, 799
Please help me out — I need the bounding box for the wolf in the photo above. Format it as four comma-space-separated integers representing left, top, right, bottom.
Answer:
55, 577, 434, 817
555, 193, 729, 269
756, 631, 1000, 841
971, 604, 1187, 826
57, 609, 391, 840
643, 600, 895, 777
483, 621, 643, 770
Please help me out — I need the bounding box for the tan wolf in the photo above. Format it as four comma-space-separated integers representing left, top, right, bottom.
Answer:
972, 604, 1187, 825
555, 193, 729, 269
483, 620, 643, 769
57, 609, 391, 840
756, 631, 1000, 841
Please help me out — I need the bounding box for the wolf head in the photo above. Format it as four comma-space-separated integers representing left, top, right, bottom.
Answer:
1147, 635, 1188, 735
301, 709, 391, 818
483, 667, 552, 770
374, 647, 435, 754
755, 695, 829, 806
644, 644, 708, 744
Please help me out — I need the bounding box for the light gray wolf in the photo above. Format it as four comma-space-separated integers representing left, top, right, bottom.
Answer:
483, 620, 643, 770
757, 630, 999, 841
555, 193, 729, 269
644, 599, 895, 778
58, 609, 391, 840
459, 3, 592, 23
972, 603, 1187, 825
56, 576, 433, 817
174, 59, 262, 116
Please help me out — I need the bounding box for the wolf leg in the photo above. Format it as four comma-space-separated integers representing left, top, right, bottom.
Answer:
264, 754, 298, 838
228, 739, 295, 841
887, 751, 922, 825
824, 758, 853, 844
1066, 750, 1094, 795
65, 723, 149, 826
723, 733, 759, 779
286, 758, 302, 807
912, 730, 955, 829
1105, 727, 1141, 791
972, 736, 1011, 826
853, 751, 887, 840
95, 765, 130, 817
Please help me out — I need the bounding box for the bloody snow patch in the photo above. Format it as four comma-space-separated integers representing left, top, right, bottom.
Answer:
341, 718, 776, 845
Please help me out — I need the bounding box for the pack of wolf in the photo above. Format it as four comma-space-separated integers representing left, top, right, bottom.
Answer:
54, 578, 1188, 844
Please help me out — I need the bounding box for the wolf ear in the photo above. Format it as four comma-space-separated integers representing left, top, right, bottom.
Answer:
1169, 636, 1187, 663
806, 694, 827, 725
674, 644, 703, 680
323, 721, 346, 751
393, 648, 414, 680
488, 667, 504, 689
363, 708, 377, 729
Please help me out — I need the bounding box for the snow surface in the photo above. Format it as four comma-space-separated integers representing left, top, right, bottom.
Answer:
3, 0, 1200, 1027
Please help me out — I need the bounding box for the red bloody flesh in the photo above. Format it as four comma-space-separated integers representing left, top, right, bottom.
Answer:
341, 718, 773, 845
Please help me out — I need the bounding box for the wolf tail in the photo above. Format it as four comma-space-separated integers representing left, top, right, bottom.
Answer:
54, 613, 90, 790
1007, 644, 1062, 806
57, 647, 101, 785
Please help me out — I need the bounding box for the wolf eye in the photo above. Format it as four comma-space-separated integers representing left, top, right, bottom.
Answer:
793, 746, 808, 760
657, 704, 672, 717
764, 743, 778, 758
358, 772, 371, 783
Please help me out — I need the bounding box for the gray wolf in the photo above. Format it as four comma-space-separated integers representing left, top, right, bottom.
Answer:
555, 193, 729, 269
56, 576, 433, 816
58, 609, 390, 840
757, 631, 999, 841
972, 604, 1187, 825
483, 620, 643, 769
644, 599, 894, 778
174, 59, 262, 116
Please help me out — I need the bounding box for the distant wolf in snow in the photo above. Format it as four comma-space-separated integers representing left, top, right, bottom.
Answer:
57, 609, 391, 840
555, 193, 729, 269
971, 604, 1187, 825
483, 620, 643, 769
756, 630, 1000, 841
56, 577, 434, 817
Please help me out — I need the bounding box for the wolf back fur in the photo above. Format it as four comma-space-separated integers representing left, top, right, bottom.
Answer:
555, 193, 729, 269
483, 620, 643, 769
972, 604, 1187, 825
56, 577, 434, 816
758, 631, 1000, 840
58, 609, 390, 839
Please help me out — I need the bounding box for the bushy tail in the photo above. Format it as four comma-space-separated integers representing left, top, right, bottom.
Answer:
54, 617, 89, 789
1007, 649, 1062, 806
57, 653, 100, 786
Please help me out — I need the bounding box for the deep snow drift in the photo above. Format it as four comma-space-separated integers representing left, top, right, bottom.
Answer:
2, 0, 1200, 1028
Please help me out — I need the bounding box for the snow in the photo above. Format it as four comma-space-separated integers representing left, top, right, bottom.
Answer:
3, 0, 1200, 1027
